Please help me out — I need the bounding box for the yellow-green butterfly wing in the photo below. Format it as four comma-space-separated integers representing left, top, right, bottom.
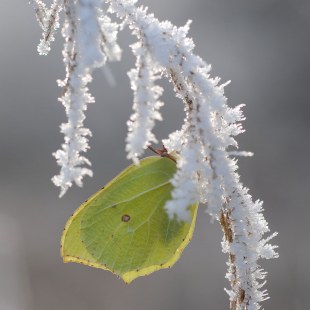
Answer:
61, 156, 198, 283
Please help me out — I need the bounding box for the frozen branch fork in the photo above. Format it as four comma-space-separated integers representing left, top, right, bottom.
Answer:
31, 0, 278, 308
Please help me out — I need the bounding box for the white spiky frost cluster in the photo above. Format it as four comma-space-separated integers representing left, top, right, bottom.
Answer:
32, 0, 278, 308
32, 0, 122, 196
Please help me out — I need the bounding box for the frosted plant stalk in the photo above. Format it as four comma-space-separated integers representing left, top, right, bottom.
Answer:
30, 0, 63, 55
31, 0, 121, 196
31, 0, 278, 308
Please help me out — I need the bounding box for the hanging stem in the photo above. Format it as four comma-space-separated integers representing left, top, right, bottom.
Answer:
147, 145, 177, 163
220, 209, 247, 310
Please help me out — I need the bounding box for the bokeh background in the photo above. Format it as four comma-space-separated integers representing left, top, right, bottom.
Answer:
1, 0, 309, 309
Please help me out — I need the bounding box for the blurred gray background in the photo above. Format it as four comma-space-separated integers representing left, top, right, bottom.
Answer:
0, 0, 309, 309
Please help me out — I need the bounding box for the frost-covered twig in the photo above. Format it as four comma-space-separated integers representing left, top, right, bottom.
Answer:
126, 43, 164, 163
32, 0, 278, 308
31, 0, 121, 196
30, 0, 62, 55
